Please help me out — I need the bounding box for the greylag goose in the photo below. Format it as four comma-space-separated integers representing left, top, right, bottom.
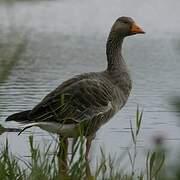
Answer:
6, 16, 145, 158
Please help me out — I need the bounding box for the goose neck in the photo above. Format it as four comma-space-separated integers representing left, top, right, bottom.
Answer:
106, 32, 126, 71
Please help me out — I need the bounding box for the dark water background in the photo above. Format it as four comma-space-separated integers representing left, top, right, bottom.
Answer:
0, 0, 180, 168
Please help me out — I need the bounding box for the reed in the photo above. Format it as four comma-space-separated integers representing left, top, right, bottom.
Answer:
0, 109, 172, 180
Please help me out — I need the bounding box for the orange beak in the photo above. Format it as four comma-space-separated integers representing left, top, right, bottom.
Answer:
131, 23, 145, 34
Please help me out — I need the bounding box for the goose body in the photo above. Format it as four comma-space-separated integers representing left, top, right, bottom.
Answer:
6, 17, 144, 140
7, 71, 131, 137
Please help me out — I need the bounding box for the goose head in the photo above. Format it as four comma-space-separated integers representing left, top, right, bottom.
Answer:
111, 16, 145, 37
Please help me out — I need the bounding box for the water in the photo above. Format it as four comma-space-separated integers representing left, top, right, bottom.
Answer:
0, 0, 180, 168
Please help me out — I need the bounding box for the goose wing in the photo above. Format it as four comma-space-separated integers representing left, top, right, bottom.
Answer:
28, 76, 114, 124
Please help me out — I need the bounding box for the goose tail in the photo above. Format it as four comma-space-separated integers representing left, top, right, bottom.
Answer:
6, 110, 31, 122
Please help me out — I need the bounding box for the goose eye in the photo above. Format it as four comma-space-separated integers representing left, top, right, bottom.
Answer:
124, 21, 128, 24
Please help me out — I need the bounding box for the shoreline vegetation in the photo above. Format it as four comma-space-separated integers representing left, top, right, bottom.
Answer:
1, 108, 179, 180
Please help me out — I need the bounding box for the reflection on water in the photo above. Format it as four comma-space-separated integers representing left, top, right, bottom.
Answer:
0, 0, 180, 167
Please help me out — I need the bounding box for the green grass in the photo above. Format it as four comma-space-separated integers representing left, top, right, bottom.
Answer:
0, 109, 171, 180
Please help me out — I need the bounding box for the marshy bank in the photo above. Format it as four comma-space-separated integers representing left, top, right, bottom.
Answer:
0, 107, 180, 179
0, 109, 168, 179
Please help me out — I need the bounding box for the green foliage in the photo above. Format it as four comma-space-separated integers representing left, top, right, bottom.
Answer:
146, 151, 165, 180
28, 135, 58, 180
0, 140, 25, 180
0, 124, 5, 135
128, 107, 143, 177
0, 108, 179, 180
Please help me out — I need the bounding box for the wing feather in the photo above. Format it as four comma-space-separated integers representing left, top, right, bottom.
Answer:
28, 76, 114, 124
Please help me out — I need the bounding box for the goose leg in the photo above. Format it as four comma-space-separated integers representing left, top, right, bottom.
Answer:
58, 136, 68, 177
85, 135, 95, 179
85, 135, 94, 160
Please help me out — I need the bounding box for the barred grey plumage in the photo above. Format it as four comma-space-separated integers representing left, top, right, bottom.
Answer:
6, 17, 145, 140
